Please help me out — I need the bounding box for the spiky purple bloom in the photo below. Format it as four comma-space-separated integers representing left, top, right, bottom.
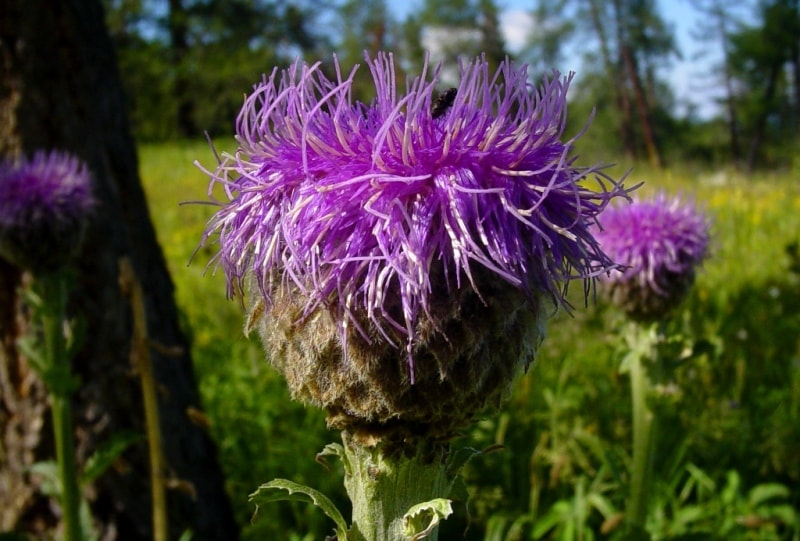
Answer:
203, 53, 627, 357
594, 192, 710, 321
199, 52, 631, 437
0, 150, 94, 272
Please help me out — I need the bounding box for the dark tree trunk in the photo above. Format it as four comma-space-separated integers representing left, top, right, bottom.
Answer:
790, 0, 800, 136
0, 1, 238, 539
745, 60, 781, 172
716, 7, 743, 165
610, 0, 661, 168
620, 41, 662, 168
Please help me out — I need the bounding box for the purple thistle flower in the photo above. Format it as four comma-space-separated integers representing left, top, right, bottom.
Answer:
198, 52, 634, 437
594, 192, 710, 321
200, 52, 628, 362
0, 150, 95, 272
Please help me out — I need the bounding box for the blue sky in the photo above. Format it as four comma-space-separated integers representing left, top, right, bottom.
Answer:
389, 0, 743, 118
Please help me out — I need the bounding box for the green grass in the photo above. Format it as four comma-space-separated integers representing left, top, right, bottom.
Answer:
139, 142, 800, 540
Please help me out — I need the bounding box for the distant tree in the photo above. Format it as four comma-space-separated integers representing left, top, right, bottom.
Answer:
401, 0, 511, 85
525, 0, 677, 166
169, 0, 195, 137
333, 0, 400, 102
594, 0, 675, 166
477, 0, 508, 69
727, 0, 799, 170
0, 1, 238, 538
689, 0, 747, 165
103, 0, 327, 140
520, 0, 577, 74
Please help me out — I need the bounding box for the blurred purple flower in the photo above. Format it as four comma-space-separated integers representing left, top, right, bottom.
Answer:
0, 150, 94, 272
199, 52, 630, 371
594, 192, 710, 321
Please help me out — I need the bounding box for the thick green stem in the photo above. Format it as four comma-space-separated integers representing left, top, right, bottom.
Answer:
626, 323, 659, 539
40, 274, 83, 541
341, 432, 453, 541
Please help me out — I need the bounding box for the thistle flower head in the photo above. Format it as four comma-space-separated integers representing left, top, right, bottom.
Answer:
198, 52, 631, 438
0, 150, 94, 272
594, 192, 710, 321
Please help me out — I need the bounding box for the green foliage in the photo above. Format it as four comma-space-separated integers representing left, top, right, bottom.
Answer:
724, 0, 800, 169
104, 0, 328, 141
142, 143, 800, 540
250, 479, 349, 540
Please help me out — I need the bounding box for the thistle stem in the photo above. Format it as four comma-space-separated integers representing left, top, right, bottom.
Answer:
340, 432, 452, 541
39, 273, 83, 541
626, 322, 659, 539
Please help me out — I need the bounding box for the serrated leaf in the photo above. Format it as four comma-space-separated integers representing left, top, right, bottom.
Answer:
249, 479, 348, 540
317, 442, 345, 458
316, 442, 348, 474
403, 498, 452, 540
81, 431, 143, 485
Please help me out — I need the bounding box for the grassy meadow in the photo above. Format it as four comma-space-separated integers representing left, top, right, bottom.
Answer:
139, 141, 800, 540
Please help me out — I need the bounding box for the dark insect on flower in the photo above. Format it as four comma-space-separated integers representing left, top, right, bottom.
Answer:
431, 87, 457, 119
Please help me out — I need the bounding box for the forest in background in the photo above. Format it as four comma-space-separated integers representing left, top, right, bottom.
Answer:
103, 0, 800, 172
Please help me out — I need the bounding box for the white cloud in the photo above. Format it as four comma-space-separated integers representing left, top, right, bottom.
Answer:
500, 9, 535, 53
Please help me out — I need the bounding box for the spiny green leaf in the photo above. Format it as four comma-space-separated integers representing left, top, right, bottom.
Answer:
316, 442, 348, 475
249, 479, 348, 540
403, 498, 453, 540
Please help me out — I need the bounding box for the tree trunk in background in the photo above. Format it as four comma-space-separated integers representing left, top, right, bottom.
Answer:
620, 42, 662, 168
586, 0, 636, 160
610, 0, 661, 168
716, 6, 743, 165
790, 0, 800, 136
0, 1, 238, 539
745, 60, 781, 172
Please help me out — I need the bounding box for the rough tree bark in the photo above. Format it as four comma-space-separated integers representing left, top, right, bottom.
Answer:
0, 1, 238, 539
